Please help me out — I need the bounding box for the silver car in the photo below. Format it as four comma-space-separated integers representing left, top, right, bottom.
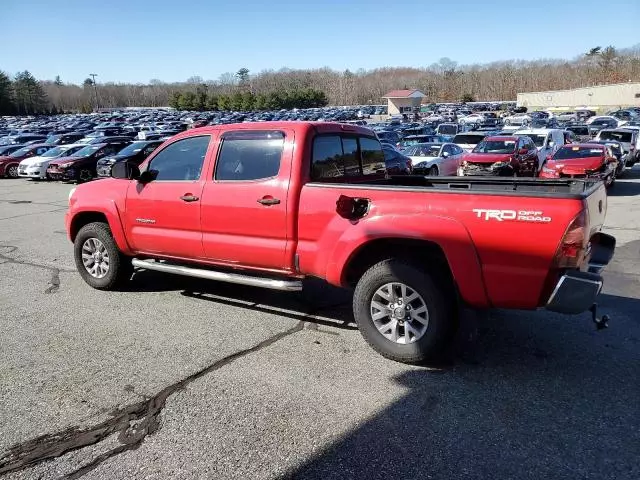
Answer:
404, 142, 464, 176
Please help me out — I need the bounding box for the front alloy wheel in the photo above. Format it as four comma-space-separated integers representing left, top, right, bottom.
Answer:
81, 238, 110, 278
6, 164, 18, 178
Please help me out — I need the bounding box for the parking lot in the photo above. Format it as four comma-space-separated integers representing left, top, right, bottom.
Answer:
1, 171, 639, 479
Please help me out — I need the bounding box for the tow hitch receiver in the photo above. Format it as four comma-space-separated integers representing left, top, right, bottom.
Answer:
589, 303, 610, 330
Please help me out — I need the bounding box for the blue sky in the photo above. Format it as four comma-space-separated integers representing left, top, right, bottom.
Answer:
2, 0, 639, 84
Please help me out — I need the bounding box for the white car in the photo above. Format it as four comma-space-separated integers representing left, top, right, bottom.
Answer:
403, 142, 465, 176
453, 132, 487, 152
513, 128, 566, 171
458, 114, 485, 125
504, 113, 532, 126
18, 144, 85, 179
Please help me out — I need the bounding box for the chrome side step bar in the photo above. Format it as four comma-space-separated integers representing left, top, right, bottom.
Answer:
131, 258, 303, 291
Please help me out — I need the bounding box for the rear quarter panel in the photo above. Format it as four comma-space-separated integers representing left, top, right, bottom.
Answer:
297, 185, 586, 309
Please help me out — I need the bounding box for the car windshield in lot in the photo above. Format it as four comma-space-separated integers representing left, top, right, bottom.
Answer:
553, 146, 603, 160
405, 144, 441, 157
115, 142, 147, 155
71, 145, 101, 157
472, 139, 516, 154
9, 146, 32, 157
453, 134, 485, 144
599, 131, 633, 142
567, 126, 589, 135
437, 125, 457, 135
516, 134, 545, 147
41, 146, 71, 157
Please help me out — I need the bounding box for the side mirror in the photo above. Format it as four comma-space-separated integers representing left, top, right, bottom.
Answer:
518, 148, 528, 155
137, 169, 157, 184
548, 141, 555, 148
111, 161, 140, 180
607, 156, 618, 164
442, 151, 450, 158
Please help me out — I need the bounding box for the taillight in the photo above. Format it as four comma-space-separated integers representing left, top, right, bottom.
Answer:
553, 209, 588, 269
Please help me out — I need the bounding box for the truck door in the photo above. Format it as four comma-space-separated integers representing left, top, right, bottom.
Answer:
124, 135, 211, 259
200, 129, 293, 271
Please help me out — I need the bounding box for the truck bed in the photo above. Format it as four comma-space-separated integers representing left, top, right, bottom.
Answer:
372, 176, 603, 198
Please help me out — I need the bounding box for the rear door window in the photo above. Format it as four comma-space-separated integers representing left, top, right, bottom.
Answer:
215, 131, 284, 181
311, 135, 385, 182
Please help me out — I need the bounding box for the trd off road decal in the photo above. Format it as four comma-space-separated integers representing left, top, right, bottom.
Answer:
472, 209, 552, 223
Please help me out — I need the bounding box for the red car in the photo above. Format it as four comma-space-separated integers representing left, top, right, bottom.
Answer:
459, 135, 539, 177
540, 144, 618, 188
0, 144, 54, 178
65, 122, 615, 363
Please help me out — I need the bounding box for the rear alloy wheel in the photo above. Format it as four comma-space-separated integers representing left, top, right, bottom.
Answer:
6, 164, 18, 178
428, 165, 439, 176
78, 169, 93, 183
353, 259, 453, 363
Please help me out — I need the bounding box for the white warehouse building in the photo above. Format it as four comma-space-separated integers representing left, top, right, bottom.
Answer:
517, 82, 640, 111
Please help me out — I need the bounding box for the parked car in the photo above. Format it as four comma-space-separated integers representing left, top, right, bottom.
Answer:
0, 144, 25, 157
381, 144, 412, 175
435, 123, 459, 139
96, 140, 163, 178
0, 144, 54, 178
3, 134, 48, 145
594, 129, 639, 167
587, 140, 626, 176
375, 130, 402, 145
564, 125, 591, 142
459, 135, 539, 177
452, 132, 487, 152
47, 141, 131, 182
514, 129, 566, 171
503, 113, 531, 126
18, 144, 85, 180
539, 144, 618, 188
403, 143, 464, 176
396, 135, 440, 151
65, 121, 614, 363
586, 116, 621, 135
458, 114, 485, 125
44, 132, 85, 145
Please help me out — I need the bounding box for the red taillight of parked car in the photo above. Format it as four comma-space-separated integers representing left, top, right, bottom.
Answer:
553, 209, 588, 269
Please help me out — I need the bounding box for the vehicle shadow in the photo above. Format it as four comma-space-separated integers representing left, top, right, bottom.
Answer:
127, 269, 357, 330
610, 166, 640, 196
281, 292, 640, 480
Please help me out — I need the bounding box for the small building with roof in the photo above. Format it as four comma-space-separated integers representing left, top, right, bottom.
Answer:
382, 89, 426, 116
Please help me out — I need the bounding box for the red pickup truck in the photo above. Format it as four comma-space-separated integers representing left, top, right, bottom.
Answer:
65, 122, 615, 363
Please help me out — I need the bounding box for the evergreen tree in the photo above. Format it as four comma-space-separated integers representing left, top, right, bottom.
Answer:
54, 75, 63, 86
13, 71, 49, 114
0, 71, 15, 115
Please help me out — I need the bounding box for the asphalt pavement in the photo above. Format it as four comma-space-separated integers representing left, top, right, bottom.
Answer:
0, 171, 639, 480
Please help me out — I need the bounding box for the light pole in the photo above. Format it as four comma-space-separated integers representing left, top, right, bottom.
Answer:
89, 73, 100, 111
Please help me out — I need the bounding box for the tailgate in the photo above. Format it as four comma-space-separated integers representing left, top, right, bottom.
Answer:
584, 182, 607, 237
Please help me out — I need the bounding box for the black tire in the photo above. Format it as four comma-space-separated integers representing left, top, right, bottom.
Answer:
78, 169, 94, 183
5, 163, 19, 178
428, 165, 439, 176
353, 259, 454, 363
74, 222, 133, 290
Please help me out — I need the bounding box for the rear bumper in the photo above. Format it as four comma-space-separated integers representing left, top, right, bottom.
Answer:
546, 233, 616, 314
546, 271, 603, 314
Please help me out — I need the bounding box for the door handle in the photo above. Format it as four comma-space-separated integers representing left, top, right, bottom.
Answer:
257, 197, 280, 206
180, 194, 199, 202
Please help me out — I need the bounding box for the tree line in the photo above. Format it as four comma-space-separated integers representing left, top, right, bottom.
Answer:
1, 45, 639, 115
168, 87, 328, 111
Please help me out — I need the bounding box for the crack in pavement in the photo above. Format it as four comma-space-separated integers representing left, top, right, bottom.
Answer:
0, 321, 306, 478
0, 207, 69, 221
0, 245, 74, 294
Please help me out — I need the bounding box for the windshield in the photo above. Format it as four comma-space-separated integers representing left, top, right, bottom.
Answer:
517, 134, 545, 147
9, 147, 32, 157
437, 125, 457, 135
472, 140, 516, 154
453, 134, 484, 144
407, 144, 441, 157
553, 146, 603, 160
599, 131, 632, 142
42, 146, 66, 157
71, 145, 101, 157
591, 120, 613, 126
115, 142, 146, 155
567, 127, 589, 135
